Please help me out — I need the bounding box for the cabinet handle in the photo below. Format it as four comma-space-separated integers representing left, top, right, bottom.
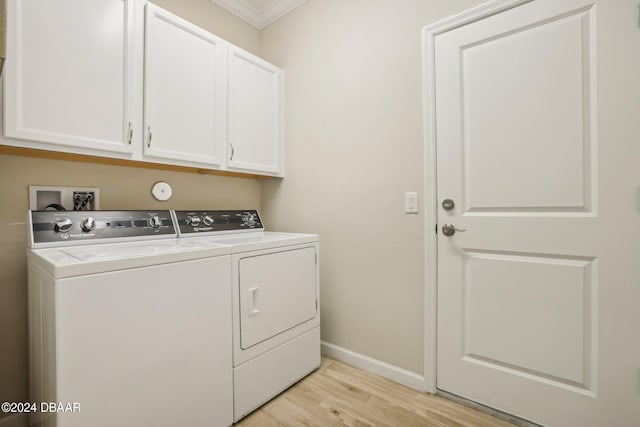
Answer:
230, 144, 234, 160
127, 122, 133, 145
147, 125, 152, 148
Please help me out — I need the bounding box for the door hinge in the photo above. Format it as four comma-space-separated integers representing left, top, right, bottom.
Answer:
316, 299, 318, 310
435, 224, 438, 234
315, 253, 318, 264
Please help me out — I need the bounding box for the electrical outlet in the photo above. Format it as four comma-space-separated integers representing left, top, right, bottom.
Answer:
29, 186, 101, 211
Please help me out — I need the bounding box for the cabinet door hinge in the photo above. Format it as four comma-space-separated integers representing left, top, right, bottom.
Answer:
435, 224, 438, 234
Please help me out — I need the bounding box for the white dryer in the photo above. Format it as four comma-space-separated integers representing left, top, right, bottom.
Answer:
174, 210, 320, 421
27, 210, 233, 427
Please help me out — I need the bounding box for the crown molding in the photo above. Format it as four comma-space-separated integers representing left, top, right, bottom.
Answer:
211, 0, 306, 29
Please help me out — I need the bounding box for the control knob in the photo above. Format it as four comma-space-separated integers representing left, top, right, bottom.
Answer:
81, 217, 96, 232
202, 216, 214, 226
188, 217, 201, 227
54, 219, 73, 233
243, 213, 257, 226
148, 216, 162, 229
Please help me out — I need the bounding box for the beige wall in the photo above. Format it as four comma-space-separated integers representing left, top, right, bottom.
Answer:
0, 0, 260, 414
260, 0, 484, 374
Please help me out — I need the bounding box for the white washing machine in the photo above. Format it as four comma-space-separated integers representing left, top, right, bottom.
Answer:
27, 210, 233, 427
174, 210, 320, 421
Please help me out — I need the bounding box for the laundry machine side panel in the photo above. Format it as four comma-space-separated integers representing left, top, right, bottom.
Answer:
27, 260, 57, 427
52, 256, 233, 427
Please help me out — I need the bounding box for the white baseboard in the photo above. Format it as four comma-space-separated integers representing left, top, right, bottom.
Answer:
321, 341, 426, 391
0, 413, 28, 427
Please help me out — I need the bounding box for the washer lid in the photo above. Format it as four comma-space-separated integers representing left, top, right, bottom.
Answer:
61, 241, 184, 261
28, 239, 231, 278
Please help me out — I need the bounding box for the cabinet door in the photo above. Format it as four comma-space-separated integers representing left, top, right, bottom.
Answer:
227, 46, 283, 176
4, 0, 136, 154
143, 4, 225, 167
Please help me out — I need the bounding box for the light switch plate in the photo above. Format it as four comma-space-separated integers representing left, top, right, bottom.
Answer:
405, 192, 418, 214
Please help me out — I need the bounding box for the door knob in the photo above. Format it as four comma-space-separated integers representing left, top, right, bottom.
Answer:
442, 199, 455, 210
442, 224, 466, 236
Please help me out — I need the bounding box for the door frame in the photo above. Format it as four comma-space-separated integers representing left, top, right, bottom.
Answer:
421, 0, 534, 394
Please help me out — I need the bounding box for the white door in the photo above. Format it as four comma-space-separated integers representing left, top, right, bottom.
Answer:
143, 4, 225, 167
432, 1, 640, 426
227, 45, 283, 176
4, 0, 136, 154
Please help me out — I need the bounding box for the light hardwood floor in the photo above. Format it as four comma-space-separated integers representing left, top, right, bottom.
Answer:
235, 358, 516, 426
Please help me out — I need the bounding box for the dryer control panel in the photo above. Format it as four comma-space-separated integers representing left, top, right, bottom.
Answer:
174, 210, 264, 235
29, 210, 176, 248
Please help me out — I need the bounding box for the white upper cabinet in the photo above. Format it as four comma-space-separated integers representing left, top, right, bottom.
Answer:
143, 4, 226, 167
4, 0, 136, 155
3, 0, 284, 176
227, 46, 283, 176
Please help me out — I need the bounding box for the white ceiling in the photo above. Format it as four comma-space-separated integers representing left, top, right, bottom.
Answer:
211, 0, 307, 29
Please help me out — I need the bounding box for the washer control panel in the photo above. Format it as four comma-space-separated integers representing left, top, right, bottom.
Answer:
29, 210, 176, 247
174, 210, 263, 235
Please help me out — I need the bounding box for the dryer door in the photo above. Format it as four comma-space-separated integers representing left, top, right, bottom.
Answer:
238, 246, 317, 349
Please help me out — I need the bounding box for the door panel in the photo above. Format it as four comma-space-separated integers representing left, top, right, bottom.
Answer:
461, 9, 593, 212
239, 247, 317, 349
463, 250, 594, 386
433, 0, 640, 425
